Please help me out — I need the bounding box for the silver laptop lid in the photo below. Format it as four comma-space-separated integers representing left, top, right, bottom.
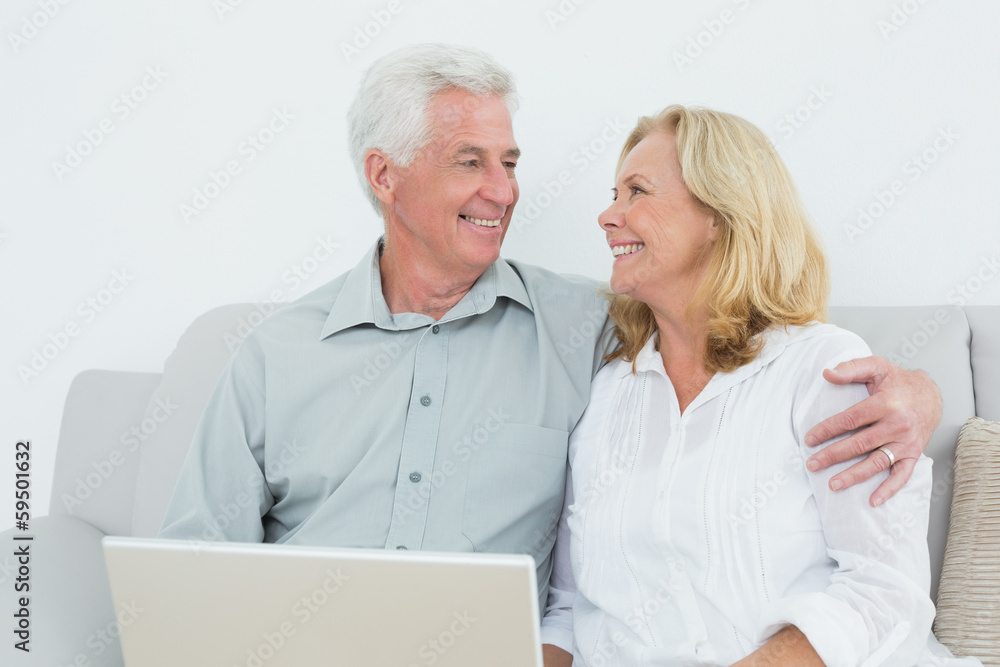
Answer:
102, 537, 542, 667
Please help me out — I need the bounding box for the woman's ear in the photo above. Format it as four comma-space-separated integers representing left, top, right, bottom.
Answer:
707, 214, 722, 240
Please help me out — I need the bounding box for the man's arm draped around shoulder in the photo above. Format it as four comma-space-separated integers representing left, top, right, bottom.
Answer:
804, 356, 942, 506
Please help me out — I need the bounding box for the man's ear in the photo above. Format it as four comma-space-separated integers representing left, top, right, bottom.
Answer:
364, 149, 395, 207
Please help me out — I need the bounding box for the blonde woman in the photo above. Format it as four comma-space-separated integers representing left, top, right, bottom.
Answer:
542, 106, 979, 666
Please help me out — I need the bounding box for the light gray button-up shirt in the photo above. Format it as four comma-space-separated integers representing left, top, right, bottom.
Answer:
159, 239, 611, 603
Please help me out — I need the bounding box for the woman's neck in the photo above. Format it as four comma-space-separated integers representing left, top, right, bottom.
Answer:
651, 301, 713, 414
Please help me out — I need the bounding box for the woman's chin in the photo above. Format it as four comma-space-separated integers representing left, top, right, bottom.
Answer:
608, 277, 634, 298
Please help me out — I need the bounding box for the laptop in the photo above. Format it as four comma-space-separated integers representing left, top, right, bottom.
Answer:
102, 537, 543, 667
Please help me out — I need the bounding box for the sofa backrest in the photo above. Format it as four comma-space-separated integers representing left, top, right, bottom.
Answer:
53, 303, 998, 601
49, 370, 162, 536
965, 306, 1000, 421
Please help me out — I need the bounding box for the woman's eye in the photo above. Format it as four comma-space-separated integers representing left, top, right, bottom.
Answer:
630, 186, 644, 196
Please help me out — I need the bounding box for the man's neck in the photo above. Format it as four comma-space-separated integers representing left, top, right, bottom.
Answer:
378, 241, 485, 320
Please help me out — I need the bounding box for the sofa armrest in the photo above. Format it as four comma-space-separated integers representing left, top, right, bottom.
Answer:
1, 515, 123, 666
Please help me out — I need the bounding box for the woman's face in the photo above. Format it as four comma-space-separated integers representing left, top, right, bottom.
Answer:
599, 131, 719, 306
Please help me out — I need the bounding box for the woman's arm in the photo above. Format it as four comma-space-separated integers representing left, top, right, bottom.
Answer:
753, 332, 936, 666
732, 626, 823, 666
540, 465, 577, 660
543, 643, 574, 667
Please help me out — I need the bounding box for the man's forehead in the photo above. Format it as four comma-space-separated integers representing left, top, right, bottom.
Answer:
431, 90, 510, 128
425, 90, 518, 155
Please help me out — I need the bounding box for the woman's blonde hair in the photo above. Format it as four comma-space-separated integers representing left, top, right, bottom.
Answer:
605, 105, 829, 373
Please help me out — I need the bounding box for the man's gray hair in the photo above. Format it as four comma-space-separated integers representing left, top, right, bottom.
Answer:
347, 43, 519, 213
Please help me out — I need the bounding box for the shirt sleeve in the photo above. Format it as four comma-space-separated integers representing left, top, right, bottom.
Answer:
540, 463, 577, 654
157, 338, 274, 543
753, 330, 936, 667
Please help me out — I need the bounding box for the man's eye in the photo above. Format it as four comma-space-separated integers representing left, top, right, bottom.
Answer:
503, 161, 517, 170
461, 160, 479, 167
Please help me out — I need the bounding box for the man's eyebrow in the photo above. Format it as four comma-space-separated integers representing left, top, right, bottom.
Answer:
452, 144, 521, 160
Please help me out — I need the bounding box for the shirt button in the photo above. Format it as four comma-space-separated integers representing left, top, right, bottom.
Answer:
432, 325, 440, 334
396, 545, 407, 550
420, 395, 431, 407
409, 472, 422, 483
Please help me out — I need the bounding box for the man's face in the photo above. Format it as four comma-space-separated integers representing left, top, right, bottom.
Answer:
384, 89, 520, 277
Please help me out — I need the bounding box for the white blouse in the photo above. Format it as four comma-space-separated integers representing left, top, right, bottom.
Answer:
541, 324, 979, 666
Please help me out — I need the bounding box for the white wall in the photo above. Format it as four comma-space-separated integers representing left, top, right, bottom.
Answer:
2, 0, 998, 529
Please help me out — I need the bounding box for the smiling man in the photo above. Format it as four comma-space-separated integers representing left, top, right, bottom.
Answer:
159, 43, 942, 665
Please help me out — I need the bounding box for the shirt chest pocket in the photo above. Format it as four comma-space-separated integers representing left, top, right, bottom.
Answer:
460, 423, 568, 559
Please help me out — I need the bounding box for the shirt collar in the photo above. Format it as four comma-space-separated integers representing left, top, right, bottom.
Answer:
626, 322, 826, 383
320, 237, 533, 339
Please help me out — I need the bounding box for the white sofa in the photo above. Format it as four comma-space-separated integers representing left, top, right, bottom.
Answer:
4, 304, 998, 666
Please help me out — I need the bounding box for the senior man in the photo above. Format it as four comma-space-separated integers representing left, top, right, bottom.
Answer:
159, 44, 941, 664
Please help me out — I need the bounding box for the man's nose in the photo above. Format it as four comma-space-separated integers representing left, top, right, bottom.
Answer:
480, 163, 515, 206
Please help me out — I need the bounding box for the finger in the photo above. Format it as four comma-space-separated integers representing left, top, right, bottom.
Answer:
868, 457, 917, 507
807, 422, 895, 472
805, 393, 887, 448
824, 446, 895, 492
821, 355, 888, 385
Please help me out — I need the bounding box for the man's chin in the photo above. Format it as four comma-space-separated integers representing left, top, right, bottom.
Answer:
457, 243, 503, 275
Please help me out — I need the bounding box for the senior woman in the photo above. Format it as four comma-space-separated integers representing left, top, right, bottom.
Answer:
541, 106, 979, 666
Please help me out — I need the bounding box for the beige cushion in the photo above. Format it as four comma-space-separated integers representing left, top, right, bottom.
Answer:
934, 417, 1000, 663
